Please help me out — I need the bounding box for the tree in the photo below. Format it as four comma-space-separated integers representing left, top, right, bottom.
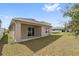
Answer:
0, 19, 1, 23
64, 4, 79, 36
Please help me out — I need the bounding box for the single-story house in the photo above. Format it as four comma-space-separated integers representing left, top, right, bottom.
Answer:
52, 27, 70, 32
52, 27, 65, 32
9, 17, 52, 42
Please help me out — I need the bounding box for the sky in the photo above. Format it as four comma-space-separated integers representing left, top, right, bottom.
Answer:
0, 3, 72, 29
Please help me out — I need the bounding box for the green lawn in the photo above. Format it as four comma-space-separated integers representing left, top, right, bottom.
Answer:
0, 32, 79, 56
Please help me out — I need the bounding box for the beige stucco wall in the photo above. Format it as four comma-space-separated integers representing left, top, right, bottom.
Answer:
21, 24, 28, 39
21, 24, 41, 40
34, 26, 41, 36
49, 26, 52, 35
41, 26, 52, 37
14, 22, 21, 42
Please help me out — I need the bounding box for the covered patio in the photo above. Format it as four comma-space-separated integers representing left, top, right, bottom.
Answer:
21, 23, 42, 41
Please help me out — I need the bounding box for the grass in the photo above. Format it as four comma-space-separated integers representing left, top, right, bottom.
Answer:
0, 32, 79, 56
2, 44, 34, 56
35, 34, 79, 56
19, 35, 62, 52
52, 32, 71, 35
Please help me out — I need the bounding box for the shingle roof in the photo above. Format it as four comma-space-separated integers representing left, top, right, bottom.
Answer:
12, 17, 52, 26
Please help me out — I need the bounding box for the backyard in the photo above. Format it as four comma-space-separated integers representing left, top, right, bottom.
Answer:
0, 32, 79, 56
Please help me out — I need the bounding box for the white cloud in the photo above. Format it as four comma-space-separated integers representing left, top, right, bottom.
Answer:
42, 3, 62, 12
56, 7, 62, 10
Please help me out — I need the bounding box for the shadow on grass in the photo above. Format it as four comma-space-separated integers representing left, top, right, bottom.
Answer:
0, 34, 8, 55
19, 35, 62, 52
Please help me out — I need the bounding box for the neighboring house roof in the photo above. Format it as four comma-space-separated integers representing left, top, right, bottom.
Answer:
10, 17, 52, 27
53, 27, 64, 30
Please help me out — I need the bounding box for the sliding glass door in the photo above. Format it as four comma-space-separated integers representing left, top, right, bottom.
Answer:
28, 27, 34, 36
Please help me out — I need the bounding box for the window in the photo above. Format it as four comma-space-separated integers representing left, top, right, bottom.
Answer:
45, 27, 49, 33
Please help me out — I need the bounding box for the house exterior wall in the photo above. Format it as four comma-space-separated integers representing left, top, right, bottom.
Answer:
49, 26, 52, 35
21, 24, 41, 41
21, 24, 28, 39
14, 22, 21, 42
41, 26, 51, 37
